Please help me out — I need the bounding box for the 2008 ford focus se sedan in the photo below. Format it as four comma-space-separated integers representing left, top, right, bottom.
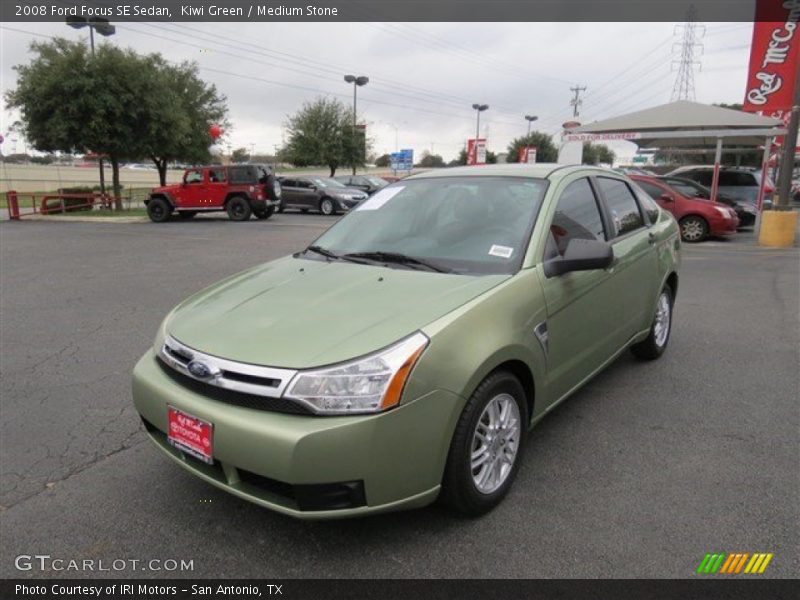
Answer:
132, 164, 681, 519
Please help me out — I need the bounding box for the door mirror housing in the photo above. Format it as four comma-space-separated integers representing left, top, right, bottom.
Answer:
544, 238, 614, 278
660, 193, 675, 203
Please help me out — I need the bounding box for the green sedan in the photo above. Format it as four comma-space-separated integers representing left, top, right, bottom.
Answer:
132, 164, 680, 518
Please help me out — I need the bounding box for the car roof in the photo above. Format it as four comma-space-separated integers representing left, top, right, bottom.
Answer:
404, 163, 610, 181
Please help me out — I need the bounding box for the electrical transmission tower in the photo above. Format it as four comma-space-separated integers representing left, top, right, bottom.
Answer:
570, 85, 587, 118
671, 5, 705, 101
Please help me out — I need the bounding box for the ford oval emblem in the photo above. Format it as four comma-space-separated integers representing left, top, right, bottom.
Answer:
187, 360, 213, 379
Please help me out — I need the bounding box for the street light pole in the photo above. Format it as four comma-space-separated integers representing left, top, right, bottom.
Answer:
344, 74, 369, 175
525, 114, 538, 138
471, 103, 489, 163
67, 16, 115, 197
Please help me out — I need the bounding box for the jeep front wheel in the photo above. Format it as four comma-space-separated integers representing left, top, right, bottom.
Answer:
147, 197, 172, 223
226, 196, 252, 221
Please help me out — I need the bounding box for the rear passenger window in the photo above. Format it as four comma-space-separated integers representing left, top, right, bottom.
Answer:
597, 177, 644, 237
719, 172, 757, 186
543, 178, 606, 260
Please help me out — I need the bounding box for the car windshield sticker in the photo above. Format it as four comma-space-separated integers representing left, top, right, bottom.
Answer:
489, 244, 514, 258
356, 186, 405, 211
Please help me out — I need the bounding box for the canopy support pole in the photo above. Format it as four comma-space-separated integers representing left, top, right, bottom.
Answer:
754, 136, 774, 235
709, 138, 723, 204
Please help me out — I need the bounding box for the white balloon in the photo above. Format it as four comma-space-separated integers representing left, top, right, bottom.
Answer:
208, 143, 224, 155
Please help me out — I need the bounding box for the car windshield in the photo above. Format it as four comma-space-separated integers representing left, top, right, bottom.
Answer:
313, 178, 346, 188
303, 176, 548, 275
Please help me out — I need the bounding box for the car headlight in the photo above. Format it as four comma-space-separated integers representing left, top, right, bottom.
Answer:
338, 194, 353, 200
714, 206, 731, 218
284, 332, 429, 414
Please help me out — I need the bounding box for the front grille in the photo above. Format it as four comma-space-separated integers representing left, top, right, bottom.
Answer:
156, 357, 313, 415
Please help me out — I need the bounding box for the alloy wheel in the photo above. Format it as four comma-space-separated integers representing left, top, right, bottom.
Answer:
470, 393, 521, 494
681, 218, 705, 242
653, 291, 671, 348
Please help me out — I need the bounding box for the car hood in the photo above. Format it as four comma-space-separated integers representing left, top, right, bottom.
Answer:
329, 187, 366, 197
166, 256, 507, 369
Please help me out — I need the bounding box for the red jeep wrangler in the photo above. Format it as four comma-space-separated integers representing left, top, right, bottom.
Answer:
146, 164, 281, 223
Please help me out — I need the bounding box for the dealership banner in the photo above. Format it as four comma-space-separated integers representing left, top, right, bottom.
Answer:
743, 0, 800, 120
467, 138, 487, 165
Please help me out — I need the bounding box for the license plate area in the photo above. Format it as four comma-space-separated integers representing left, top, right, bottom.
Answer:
167, 406, 213, 464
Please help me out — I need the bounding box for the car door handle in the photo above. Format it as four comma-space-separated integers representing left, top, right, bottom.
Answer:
648, 232, 657, 245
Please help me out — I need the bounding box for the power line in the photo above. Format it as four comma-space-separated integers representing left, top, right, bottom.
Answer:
569, 85, 587, 118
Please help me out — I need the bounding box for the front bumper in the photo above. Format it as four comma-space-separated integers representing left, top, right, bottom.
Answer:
132, 350, 461, 519
708, 213, 739, 236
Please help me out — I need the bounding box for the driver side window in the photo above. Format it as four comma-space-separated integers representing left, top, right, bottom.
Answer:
185, 170, 203, 184
544, 178, 606, 261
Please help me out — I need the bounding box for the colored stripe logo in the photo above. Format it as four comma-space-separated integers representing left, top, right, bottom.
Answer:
697, 553, 773, 574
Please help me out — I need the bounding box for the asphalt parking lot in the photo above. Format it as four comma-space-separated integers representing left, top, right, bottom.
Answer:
0, 214, 798, 578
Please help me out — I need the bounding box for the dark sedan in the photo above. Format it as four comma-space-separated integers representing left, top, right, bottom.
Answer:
277, 177, 368, 215
659, 176, 757, 228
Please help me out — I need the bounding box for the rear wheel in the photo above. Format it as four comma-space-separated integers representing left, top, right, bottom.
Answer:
631, 284, 673, 360
319, 197, 336, 216
679, 215, 708, 243
226, 196, 252, 221
254, 206, 275, 220
441, 370, 527, 516
146, 197, 171, 223
178, 211, 197, 219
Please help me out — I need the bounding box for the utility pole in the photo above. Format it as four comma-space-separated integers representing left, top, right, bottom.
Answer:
570, 86, 587, 118
671, 5, 705, 101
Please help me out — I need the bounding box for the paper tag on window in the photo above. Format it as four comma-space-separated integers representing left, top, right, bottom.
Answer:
355, 186, 404, 211
489, 244, 514, 258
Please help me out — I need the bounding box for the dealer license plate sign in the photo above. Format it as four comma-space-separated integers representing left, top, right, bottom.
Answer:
167, 406, 213, 464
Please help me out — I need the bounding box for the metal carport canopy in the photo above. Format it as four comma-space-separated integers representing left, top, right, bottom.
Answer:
564, 100, 788, 207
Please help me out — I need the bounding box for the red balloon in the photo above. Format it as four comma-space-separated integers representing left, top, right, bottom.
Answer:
209, 124, 223, 140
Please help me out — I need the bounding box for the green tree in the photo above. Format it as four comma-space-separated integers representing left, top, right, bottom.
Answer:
417, 151, 445, 168
583, 142, 616, 165
283, 97, 370, 176
505, 132, 558, 163
141, 58, 228, 185
375, 153, 391, 168
231, 147, 250, 163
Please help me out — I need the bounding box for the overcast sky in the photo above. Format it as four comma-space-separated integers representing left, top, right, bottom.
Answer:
1, 21, 751, 162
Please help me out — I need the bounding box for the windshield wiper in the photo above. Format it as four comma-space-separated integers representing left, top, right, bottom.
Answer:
343, 251, 453, 273
304, 245, 372, 265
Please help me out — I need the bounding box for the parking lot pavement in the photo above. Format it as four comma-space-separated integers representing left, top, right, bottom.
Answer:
1, 219, 798, 579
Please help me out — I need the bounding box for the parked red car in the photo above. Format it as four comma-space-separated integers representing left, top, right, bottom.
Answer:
629, 175, 739, 243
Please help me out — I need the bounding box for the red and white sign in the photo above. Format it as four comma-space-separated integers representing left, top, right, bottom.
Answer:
564, 132, 643, 142
743, 0, 800, 118
467, 138, 487, 165
168, 406, 213, 464
518, 146, 538, 163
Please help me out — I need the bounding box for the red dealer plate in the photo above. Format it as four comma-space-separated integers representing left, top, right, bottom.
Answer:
167, 406, 213, 464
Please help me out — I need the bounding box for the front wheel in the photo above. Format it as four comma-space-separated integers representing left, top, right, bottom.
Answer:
319, 197, 337, 216
226, 196, 252, 221
631, 284, 673, 360
679, 215, 708, 243
441, 370, 527, 517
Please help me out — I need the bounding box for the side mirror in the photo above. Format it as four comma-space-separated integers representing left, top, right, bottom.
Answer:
660, 193, 675, 203
544, 238, 614, 278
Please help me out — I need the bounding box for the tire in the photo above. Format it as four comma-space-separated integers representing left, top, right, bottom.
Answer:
319, 197, 336, 216
441, 370, 527, 517
178, 211, 197, 219
146, 197, 171, 223
679, 215, 708, 243
226, 196, 252, 221
278, 202, 285, 214
254, 206, 275, 220
631, 284, 673, 360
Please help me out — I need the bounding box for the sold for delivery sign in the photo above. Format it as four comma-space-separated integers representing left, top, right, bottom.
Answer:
743, 0, 800, 119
